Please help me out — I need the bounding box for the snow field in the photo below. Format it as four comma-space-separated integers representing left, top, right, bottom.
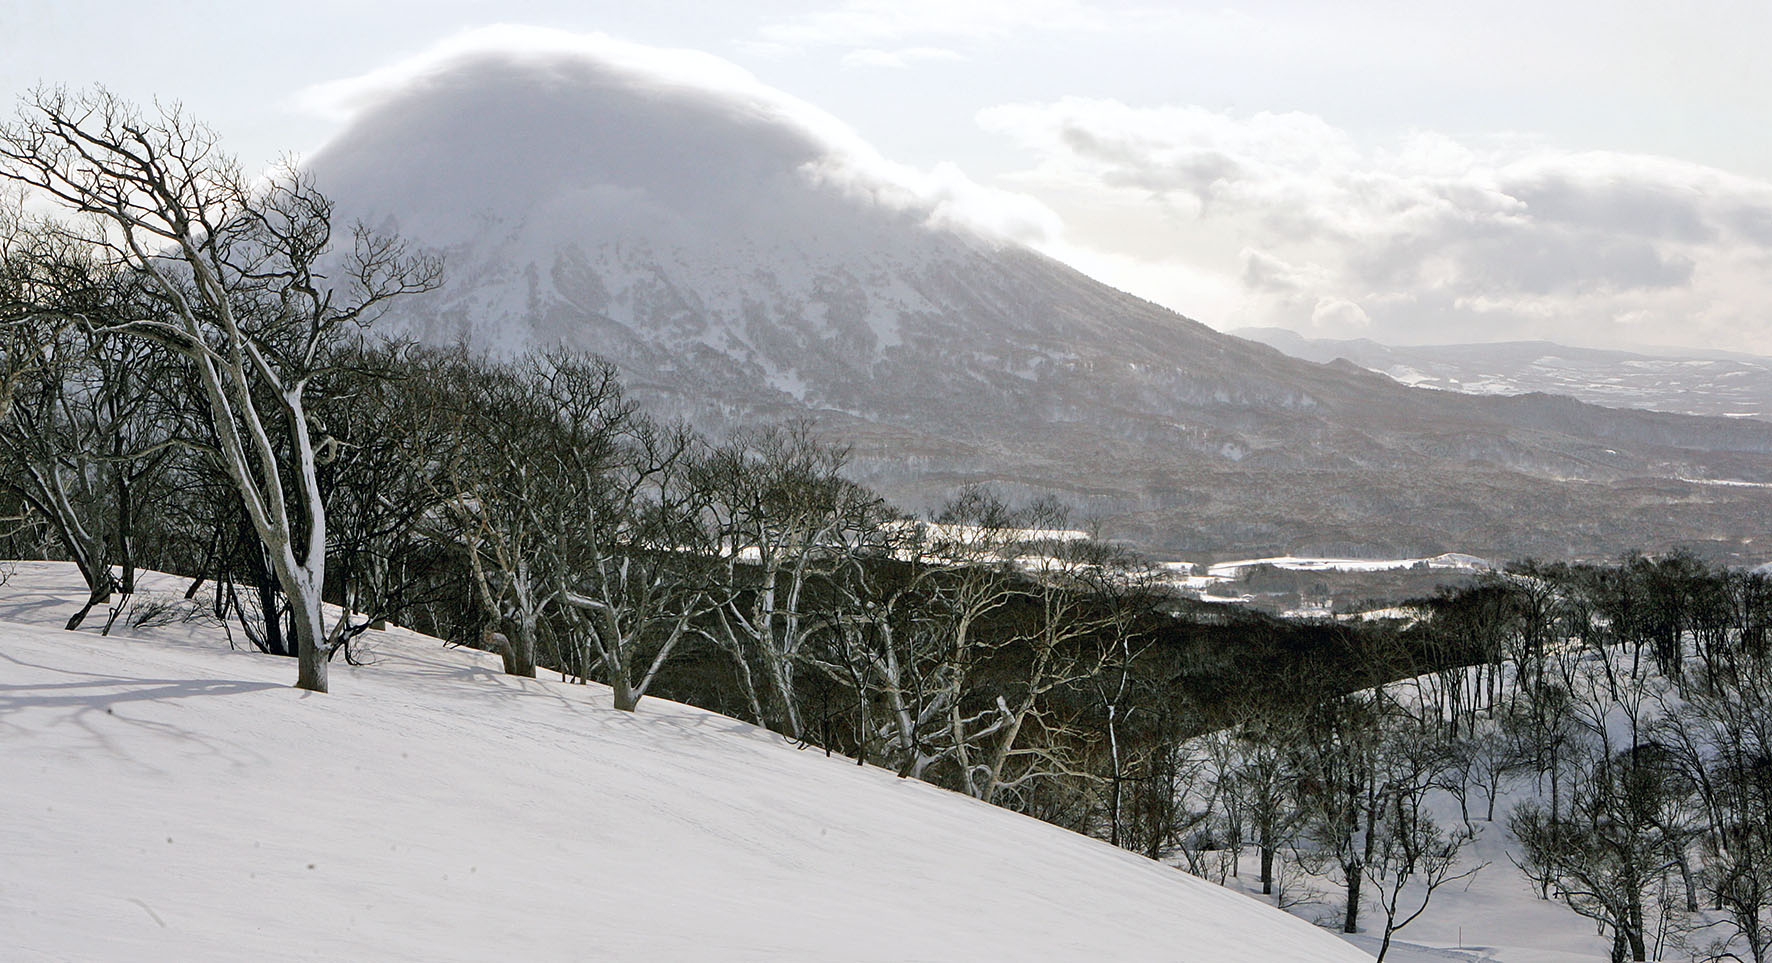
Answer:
0, 563, 1370, 962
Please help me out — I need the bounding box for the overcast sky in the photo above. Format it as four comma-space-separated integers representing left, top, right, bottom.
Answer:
5, 1, 1771, 354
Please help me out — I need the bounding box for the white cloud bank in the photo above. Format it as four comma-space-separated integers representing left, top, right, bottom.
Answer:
839, 46, 966, 70
981, 98, 1772, 354
294, 26, 1772, 355
753, 0, 1100, 53
298, 25, 1059, 247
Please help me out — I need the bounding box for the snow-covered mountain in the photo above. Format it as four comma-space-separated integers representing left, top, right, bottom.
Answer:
1235, 327, 1772, 421
0, 563, 1370, 962
308, 36, 1772, 564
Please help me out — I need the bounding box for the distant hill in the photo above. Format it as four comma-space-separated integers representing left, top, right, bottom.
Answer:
308, 41, 1772, 564
1234, 326, 1772, 422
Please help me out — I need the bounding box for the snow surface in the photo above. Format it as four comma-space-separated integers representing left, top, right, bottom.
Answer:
0, 563, 1370, 962
1206, 554, 1493, 578
1215, 826, 1611, 963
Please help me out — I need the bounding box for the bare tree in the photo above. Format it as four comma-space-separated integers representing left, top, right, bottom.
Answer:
695, 423, 888, 737
0, 239, 115, 624
537, 354, 714, 711
1661, 654, 1772, 963
0, 213, 176, 627
963, 530, 1128, 809
312, 340, 462, 643
1511, 658, 1684, 962
0, 87, 438, 691
1294, 687, 1383, 935
1222, 703, 1308, 897
422, 350, 571, 678
867, 489, 1032, 781
1364, 698, 1481, 962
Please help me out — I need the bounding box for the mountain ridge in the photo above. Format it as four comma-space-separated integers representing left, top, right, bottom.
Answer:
1234, 326, 1772, 422
309, 42, 1772, 564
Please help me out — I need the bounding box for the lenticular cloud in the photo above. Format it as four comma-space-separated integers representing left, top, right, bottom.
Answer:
302, 26, 1054, 250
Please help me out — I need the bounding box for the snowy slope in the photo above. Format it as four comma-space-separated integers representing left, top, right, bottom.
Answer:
0, 563, 1369, 962
1205, 554, 1493, 578
1231, 824, 1613, 963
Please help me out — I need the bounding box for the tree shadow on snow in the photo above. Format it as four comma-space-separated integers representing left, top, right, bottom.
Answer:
0, 650, 282, 717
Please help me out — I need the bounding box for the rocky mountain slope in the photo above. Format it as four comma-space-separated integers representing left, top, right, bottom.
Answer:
308, 41, 1772, 564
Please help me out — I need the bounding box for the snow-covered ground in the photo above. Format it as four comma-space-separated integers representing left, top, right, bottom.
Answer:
0, 562, 1369, 962
1223, 820, 1614, 963
1201, 659, 1667, 963
1206, 554, 1493, 579
1158, 554, 1489, 590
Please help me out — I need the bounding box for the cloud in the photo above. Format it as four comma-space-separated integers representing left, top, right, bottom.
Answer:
297, 25, 1058, 247
840, 47, 966, 69
914, 161, 1062, 243
980, 97, 1772, 353
1310, 297, 1370, 331
754, 0, 1098, 53
1240, 248, 1324, 295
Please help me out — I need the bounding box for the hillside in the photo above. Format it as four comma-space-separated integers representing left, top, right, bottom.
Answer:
1234, 327, 1772, 422
0, 563, 1369, 962
304, 37, 1772, 564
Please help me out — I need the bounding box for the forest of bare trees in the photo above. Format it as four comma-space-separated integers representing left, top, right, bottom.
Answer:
6, 88, 1772, 961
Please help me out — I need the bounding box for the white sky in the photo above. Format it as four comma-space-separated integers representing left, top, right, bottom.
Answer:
5, 0, 1771, 354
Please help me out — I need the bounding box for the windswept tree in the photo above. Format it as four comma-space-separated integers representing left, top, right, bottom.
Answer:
0, 87, 439, 691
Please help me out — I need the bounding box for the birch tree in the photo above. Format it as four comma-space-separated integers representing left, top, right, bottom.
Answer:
816, 489, 1136, 809
696, 424, 889, 737
960, 530, 1127, 809
532, 353, 714, 711
805, 488, 1055, 784
0, 87, 438, 691
0, 206, 178, 627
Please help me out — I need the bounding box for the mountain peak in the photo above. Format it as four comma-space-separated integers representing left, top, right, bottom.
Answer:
307, 30, 1037, 257
302, 32, 1772, 564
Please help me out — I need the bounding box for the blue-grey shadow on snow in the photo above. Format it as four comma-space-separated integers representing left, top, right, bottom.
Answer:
379, 643, 771, 742
0, 650, 282, 716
